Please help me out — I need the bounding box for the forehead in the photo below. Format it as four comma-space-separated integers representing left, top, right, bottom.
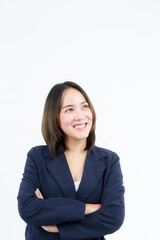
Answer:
61, 88, 86, 104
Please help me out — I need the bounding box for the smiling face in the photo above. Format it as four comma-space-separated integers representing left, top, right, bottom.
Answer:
59, 88, 93, 145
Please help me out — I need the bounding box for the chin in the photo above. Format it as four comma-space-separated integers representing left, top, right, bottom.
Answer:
75, 134, 89, 140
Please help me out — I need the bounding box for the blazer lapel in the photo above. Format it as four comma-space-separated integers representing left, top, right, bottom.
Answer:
43, 146, 106, 202
76, 150, 106, 202
45, 150, 77, 199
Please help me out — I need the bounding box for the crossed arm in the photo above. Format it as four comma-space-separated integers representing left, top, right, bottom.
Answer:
35, 188, 58, 233
18, 148, 124, 239
35, 188, 101, 233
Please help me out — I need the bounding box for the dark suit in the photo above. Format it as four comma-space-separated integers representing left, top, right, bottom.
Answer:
17, 145, 125, 240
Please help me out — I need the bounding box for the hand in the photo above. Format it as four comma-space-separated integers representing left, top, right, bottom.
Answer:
35, 188, 59, 233
85, 203, 101, 215
35, 188, 44, 199
41, 225, 59, 233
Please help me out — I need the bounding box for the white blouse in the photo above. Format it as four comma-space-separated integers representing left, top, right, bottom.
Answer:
74, 180, 81, 191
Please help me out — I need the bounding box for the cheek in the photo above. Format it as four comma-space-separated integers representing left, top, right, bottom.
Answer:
59, 113, 73, 127
86, 109, 93, 120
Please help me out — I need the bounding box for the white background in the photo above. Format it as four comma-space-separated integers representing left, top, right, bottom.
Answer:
0, 0, 160, 239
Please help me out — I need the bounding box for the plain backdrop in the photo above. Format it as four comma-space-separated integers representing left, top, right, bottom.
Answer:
0, 0, 160, 239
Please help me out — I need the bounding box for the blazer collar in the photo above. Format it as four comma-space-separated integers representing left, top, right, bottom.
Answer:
43, 146, 106, 201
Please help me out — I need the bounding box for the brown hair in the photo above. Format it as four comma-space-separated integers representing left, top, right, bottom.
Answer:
41, 81, 96, 157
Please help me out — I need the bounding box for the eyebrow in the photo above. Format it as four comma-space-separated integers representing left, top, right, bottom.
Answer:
62, 101, 88, 109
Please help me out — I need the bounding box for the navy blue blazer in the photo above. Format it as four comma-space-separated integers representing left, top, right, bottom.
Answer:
17, 145, 125, 240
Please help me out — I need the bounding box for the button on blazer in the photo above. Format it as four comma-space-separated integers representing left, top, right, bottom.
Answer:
17, 145, 125, 240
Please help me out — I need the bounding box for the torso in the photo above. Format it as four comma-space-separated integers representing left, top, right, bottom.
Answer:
64, 151, 88, 182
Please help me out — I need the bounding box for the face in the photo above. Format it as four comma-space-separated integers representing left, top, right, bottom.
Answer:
59, 88, 93, 143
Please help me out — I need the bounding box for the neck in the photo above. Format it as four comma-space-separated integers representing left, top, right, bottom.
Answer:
65, 138, 87, 154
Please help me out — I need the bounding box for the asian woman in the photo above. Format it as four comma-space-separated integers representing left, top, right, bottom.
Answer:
17, 81, 125, 240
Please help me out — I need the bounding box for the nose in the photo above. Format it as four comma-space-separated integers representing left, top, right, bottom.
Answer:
74, 108, 84, 121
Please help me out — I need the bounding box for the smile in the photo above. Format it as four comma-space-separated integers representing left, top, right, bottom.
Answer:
73, 123, 87, 129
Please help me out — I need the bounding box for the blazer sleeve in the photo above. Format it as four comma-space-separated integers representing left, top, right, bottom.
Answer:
57, 152, 125, 240
17, 147, 85, 226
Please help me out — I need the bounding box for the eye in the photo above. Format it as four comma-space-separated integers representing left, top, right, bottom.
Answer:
65, 108, 73, 112
82, 104, 89, 109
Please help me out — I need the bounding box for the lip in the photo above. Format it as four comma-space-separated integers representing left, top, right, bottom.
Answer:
73, 123, 87, 127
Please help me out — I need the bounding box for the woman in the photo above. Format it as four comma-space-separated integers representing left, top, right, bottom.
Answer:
17, 81, 125, 240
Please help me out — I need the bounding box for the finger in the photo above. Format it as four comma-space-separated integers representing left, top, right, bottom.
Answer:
35, 189, 40, 198
42, 226, 52, 232
35, 188, 44, 199
41, 225, 57, 233
41, 226, 48, 231
36, 189, 43, 199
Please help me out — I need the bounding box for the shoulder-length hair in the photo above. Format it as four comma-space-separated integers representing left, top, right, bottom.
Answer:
41, 81, 96, 157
